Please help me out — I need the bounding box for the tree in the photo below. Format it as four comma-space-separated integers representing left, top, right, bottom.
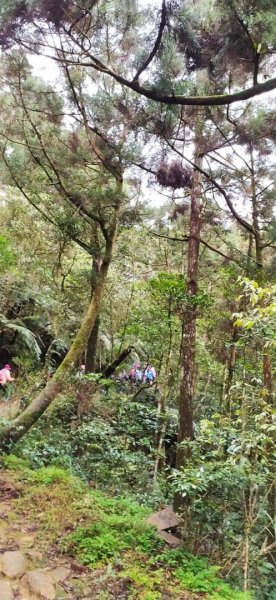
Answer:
0, 0, 275, 106
0, 53, 127, 448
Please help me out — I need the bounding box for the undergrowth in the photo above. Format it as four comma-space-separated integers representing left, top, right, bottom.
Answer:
1, 458, 251, 600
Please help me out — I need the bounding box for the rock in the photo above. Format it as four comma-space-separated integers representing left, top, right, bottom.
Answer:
22, 569, 56, 600
17, 534, 34, 546
147, 507, 180, 531
55, 584, 70, 599
27, 549, 44, 561
157, 530, 181, 547
0, 526, 8, 543
0, 551, 28, 578
0, 579, 14, 600
48, 566, 70, 583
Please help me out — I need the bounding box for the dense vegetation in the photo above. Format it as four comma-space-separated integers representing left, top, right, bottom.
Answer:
0, 1, 275, 598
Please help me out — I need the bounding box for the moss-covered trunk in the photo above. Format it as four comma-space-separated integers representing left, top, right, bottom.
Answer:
0, 223, 118, 453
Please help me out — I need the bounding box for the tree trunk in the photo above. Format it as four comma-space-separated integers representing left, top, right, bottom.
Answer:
249, 157, 275, 564
154, 293, 173, 481
0, 225, 118, 452
175, 130, 203, 473
249, 143, 263, 273
85, 315, 100, 372
85, 226, 101, 373
101, 346, 134, 378
263, 352, 275, 565
224, 324, 239, 414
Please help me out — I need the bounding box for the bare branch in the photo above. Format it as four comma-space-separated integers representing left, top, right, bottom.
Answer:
165, 139, 254, 235
145, 228, 241, 264
133, 0, 166, 82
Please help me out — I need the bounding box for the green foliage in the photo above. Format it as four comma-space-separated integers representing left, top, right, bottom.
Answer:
234, 279, 276, 347
118, 565, 165, 599
0, 235, 15, 269
25, 465, 82, 489
0, 17, 274, 599
0, 315, 42, 361
63, 485, 248, 599
153, 549, 251, 598
3, 453, 30, 471
3, 461, 250, 600
17, 395, 166, 500
63, 491, 163, 565
170, 412, 275, 595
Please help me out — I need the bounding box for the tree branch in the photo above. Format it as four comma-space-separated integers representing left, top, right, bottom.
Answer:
165, 139, 254, 235
133, 0, 166, 82
1, 146, 94, 256
147, 228, 240, 263
13, 38, 276, 107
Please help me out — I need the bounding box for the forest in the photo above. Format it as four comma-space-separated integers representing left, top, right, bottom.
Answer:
0, 1, 275, 599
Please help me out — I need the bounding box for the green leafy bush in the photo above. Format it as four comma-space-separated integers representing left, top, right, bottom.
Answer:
25, 465, 82, 490
3, 454, 30, 471
64, 492, 164, 565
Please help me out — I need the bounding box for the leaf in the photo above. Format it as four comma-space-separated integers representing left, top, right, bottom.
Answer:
0, 315, 41, 360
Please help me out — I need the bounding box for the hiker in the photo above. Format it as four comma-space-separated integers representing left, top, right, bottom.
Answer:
122, 369, 129, 381
145, 365, 156, 386
135, 368, 143, 385
129, 366, 137, 384
0, 364, 14, 401
117, 370, 129, 384
79, 364, 86, 378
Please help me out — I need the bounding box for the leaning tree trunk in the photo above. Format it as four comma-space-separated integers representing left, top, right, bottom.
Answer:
175, 129, 203, 474
101, 346, 134, 378
0, 226, 118, 452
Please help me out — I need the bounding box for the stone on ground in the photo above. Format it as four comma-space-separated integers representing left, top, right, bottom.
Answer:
48, 566, 70, 583
147, 507, 180, 531
0, 579, 14, 600
0, 551, 28, 578
22, 569, 56, 600
157, 530, 181, 547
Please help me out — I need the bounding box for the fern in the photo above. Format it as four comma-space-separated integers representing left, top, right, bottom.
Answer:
0, 315, 41, 360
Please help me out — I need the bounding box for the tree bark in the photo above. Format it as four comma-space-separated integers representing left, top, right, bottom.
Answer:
101, 346, 134, 378
249, 143, 263, 272
0, 207, 120, 452
154, 293, 173, 482
224, 324, 239, 414
85, 226, 101, 373
175, 128, 203, 473
85, 315, 100, 373
263, 352, 275, 565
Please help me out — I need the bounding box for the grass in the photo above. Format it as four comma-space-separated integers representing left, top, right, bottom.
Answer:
1, 458, 251, 600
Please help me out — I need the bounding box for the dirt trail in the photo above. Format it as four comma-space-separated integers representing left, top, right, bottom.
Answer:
0, 397, 20, 421
0, 476, 101, 600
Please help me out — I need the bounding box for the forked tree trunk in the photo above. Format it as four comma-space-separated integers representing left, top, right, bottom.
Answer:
0, 224, 118, 452
175, 129, 203, 474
